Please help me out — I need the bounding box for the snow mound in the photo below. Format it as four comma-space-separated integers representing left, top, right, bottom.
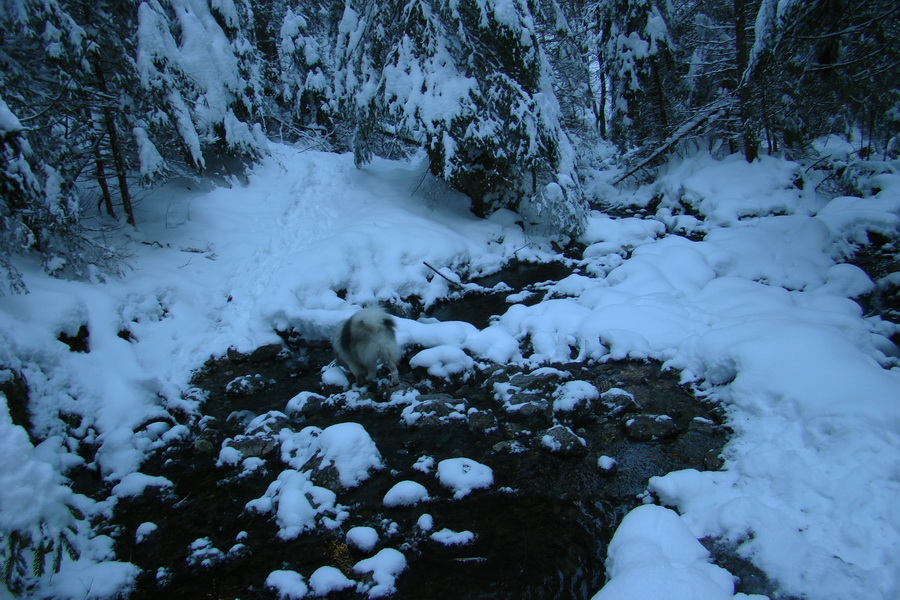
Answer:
246, 469, 339, 541
430, 528, 476, 546
436, 457, 494, 499
553, 380, 600, 412
353, 548, 407, 598
111, 473, 173, 497
383, 480, 431, 507
0, 404, 75, 531
347, 526, 379, 553
592, 505, 757, 600
279, 422, 384, 489
309, 566, 355, 596
657, 152, 812, 226
266, 569, 308, 599
580, 212, 665, 257
409, 345, 475, 378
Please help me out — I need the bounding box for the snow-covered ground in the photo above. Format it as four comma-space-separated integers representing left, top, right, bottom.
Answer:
1, 143, 898, 599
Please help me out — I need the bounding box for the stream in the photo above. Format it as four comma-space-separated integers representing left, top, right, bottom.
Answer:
104, 261, 754, 599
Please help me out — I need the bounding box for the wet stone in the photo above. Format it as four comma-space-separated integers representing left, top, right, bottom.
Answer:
244, 412, 291, 436
599, 388, 641, 416
623, 414, 683, 441
538, 424, 589, 456
193, 438, 216, 455
303, 455, 344, 492
492, 440, 527, 454
501, 421, 531, 440
225, 435, 278, 459
467, 409, 498, 434
512, 400, 550, 424
225, 374, 274, 397
507, 369, 570, 395
402, 394, 466, 428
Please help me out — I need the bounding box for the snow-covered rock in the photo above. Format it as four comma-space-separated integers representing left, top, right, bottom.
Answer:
436, 457, 494, 499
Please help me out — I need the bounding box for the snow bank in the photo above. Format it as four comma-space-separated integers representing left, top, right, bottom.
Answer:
586, 154, 900, 600
0, 402, 75, 532
654, 152, 815, 226
592, 505, 761, 600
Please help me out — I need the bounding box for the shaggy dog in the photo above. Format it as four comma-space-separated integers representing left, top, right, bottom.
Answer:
332, 307, 400, 384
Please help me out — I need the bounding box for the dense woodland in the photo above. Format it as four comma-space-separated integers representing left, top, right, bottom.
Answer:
1, 0, 898, 291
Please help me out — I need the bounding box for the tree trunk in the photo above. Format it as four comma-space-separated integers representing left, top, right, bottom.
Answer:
733, 0, 759, 162
94, 142, 117, 218
93, 60, 135, 225
598, 60, 608, 139
651, 57, 669, 134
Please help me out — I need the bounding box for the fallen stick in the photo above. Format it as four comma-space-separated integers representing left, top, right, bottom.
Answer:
423, 261, 464, 289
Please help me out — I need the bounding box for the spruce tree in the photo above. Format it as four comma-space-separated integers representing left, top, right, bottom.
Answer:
342, 0, 587, 236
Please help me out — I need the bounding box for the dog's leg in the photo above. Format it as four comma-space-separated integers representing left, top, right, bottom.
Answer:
387, 360, 399, 385
347, 359, 367, 383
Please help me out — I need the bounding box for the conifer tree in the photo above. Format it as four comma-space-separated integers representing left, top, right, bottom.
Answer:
595, 0, 678, 149
134, 0, 267, 177
341, 0, 587, 236
0, 0, 119, 280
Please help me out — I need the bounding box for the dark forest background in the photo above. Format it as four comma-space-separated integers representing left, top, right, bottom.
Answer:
2, 0, 897, 290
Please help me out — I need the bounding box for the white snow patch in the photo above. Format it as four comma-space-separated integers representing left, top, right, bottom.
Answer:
436, 457, 494, 499
135, 522, 158, 543
553, 380, 600, 412
111, 473, 174, 497
409, 345, 475, 378
416, 513, 434, 532
592, 505, 754, 600
279, 422, 383, 489
308, 566, 355, 596
383, 480, 430, 507
346, 526, 379, 554
412, 455, 435, 474
430, 528, 476, 546
597, 456, 617, 472
353, 548, 407, 598
246, 469, 338, 541
266, 569, 308, 599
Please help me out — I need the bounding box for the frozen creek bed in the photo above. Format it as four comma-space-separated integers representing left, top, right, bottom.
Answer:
99, 342, 749, 600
